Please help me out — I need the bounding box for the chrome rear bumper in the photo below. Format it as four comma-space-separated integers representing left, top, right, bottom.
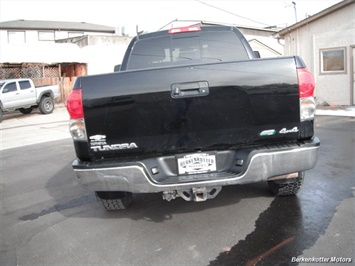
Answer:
72, 137, 320, 193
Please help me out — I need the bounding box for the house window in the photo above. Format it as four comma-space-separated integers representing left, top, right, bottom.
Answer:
320, 47, 347, 74
8, 31, 25, 43
38, 31, 55, 41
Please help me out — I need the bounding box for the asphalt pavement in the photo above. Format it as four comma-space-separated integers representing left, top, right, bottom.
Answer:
0, 105, 354, 265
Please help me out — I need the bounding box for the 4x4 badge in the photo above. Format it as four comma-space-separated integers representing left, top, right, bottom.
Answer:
279, 127, 299, 134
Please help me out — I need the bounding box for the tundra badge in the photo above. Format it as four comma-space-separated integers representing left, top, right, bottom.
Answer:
89, 135, 138, 151
90, 143, 138, 152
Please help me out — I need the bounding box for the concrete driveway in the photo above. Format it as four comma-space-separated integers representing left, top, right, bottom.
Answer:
1, 106, 70, 150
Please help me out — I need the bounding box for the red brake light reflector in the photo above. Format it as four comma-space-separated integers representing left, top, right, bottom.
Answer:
66, 89, 84, 119
297, 68, 315, 98
168, 25, 201, 34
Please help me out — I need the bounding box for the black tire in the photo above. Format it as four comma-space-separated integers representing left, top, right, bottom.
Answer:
268, 172, 304, 197
39, 97, 54, 114
19, 107, 33, 114
95, 191, 132, 211
0, 110, 3, 123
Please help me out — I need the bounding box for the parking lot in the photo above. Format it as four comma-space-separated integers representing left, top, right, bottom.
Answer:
1, 107, 354, 265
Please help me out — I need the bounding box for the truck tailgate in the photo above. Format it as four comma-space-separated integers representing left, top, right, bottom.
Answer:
80, 57, 300, 159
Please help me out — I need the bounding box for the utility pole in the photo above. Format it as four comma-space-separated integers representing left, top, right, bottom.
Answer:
292, 1, 298, 23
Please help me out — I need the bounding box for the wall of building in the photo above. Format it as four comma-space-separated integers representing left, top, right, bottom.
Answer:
239, 28, 284, 58
247, 37, 283, 58
57, 35, 132, 75
282, 3, 355, 105
85, 36, 132, 74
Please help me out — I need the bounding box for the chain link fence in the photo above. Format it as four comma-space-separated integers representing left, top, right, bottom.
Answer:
0, 65, 60, 79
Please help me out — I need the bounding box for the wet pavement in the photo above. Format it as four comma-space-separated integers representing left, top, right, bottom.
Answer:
0, 113, 354, 265
210, 115, 355, 265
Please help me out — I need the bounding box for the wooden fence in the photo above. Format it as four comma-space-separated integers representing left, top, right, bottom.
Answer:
59, 77, 76, 103
33, 77, 76, 103
1, 63, 85, 103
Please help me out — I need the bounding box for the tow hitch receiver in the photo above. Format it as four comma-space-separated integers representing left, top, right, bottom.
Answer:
163, 187, 222, 202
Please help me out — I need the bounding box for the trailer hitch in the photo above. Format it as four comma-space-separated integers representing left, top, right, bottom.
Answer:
162, 187, 222, 202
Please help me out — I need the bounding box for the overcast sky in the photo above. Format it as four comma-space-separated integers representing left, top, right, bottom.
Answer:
0, 0, 342, 35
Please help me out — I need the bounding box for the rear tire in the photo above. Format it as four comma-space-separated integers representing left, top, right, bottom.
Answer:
19, 107, 33, 114
268, 172, 304, 196
95, 191, 132, 211
39, 97, 54, 114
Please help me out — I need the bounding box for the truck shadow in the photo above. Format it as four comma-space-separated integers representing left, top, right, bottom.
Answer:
104, 183, 273, 223
20, 161, 273, 223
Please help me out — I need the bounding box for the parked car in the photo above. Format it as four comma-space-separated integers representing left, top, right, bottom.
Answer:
0, 78, 60, 122
66, 24, 320, 210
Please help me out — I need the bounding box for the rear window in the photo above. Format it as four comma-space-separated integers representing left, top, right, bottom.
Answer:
127, 31, 248, 70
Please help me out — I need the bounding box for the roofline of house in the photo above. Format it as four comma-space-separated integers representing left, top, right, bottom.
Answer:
159, 20, 281, 33
2, 27, 115, 34
248, 39, 282, 56
275, 0, 354, 38
199, 20, 280, 33
0, 20, 115, 33
237, 25, 279, 33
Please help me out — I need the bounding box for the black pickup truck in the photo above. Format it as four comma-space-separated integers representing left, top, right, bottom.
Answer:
66, 25, 320, 210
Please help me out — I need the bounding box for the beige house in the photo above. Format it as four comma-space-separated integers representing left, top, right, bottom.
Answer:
0, 20, 132, 80
275, 0, 355, 106
0, 19, 116, 44
0, 20, 120, 101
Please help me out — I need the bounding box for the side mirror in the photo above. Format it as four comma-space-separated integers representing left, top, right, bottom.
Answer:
114, 64, 121, 72
2, 88, 9, 93
254, 51, 261, 58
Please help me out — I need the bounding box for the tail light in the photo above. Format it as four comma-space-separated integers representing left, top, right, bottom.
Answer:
297, 68, 316, 121
168, 25, 201, 34
67, 89, 83, 119
66, 89, 87, 141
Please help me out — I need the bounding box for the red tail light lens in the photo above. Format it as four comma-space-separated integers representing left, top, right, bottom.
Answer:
67, 89, 84, 119
168, 25, 201, 34
297, 68, 316, 121
67, 89, 87, 141
297, 68, 315, 98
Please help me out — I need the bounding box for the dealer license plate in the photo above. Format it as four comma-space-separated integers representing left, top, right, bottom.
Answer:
177, 153, 217, 175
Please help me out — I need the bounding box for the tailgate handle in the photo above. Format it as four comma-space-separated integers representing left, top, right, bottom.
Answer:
171, 81, 209, 99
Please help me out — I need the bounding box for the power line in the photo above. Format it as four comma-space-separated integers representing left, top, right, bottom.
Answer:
195, 0, 270, 26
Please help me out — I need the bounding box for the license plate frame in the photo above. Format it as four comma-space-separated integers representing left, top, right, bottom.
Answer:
177, 152, 217, 175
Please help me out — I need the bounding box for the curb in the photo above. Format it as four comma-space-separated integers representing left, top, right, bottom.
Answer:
316, 106, 355, 117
